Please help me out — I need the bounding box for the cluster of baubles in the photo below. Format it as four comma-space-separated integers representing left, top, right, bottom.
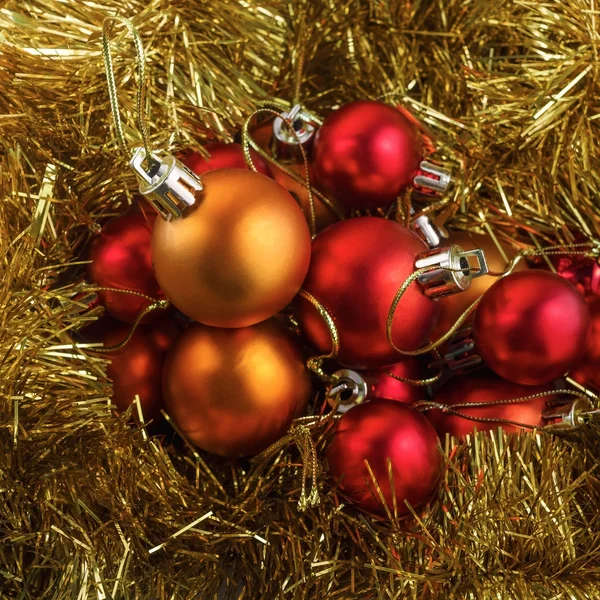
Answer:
87, 98, 598, 520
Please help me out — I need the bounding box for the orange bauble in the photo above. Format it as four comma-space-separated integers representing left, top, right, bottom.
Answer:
431, 231, 527, 340
152, 169, 311, 328
271, 162, 343, 233
163, 319, 312, 457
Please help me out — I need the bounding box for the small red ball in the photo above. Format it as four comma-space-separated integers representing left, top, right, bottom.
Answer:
362, 358, 427, 404
327, 400, 442, 517
569, 298, 600, 391
474, 270, 590, 385
312, 100, 422, 209
425, 371, 555, 438
554, 255, 600, 297
87, 317, 181, 423
181, 142, 272, 177
294, 217, 438, 369
88, 212, 165, 324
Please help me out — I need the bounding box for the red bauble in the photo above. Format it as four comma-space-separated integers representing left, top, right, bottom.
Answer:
88, 212, 165, 324
180, 142, 272, 177
554, 255, 600, 297
88, 317, 181, 423
294, 217, 438, 369
425, 371, 555, 438
327, 400, 441, 517
569, 299, 600, 390
362, 358, 426, 404
312, 100, 422, 209
474, 270, 590, 385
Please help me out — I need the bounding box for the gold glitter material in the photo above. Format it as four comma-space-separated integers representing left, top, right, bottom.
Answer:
1, 0, 600, 598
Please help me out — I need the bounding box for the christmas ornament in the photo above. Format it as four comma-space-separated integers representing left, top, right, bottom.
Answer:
180, 142, 272, 177
163, 319, 311, 457
272, 162, 339, 233
313, 100, 445, 209
88, 211, 165, 324
425, 371, 556, 438
431, 231, 527, 340
327, 399, 442, 517
363, 358, 427, 404
88, 317, 181, 423
132, 154, 312, 328
255, 104, 344, 232
569, 298, 600, 391
554, 254, 600, 297
474, 270, 591, 385
295, 217, 487, 369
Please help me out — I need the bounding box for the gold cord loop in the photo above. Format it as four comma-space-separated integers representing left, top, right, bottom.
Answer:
102, 16, 153, 160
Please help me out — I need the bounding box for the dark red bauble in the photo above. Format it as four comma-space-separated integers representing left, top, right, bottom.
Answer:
426, 371, 555, 438
180, 142, 272, 177
89, 317, 181, 423
554, 255, 600, 297
294, 217, 438, 369
362, 358, 426, 404
312, 100, 422, 209
88, 212, 166, 324
474, 270, 590, 385
327, 400, 442, 517
569, 299, 600, 391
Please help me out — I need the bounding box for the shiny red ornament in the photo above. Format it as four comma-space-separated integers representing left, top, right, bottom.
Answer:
362, 358, 427, 404
88, 212, 165, 324
425, 371, 555, 438
474, 270, 590, 385
569, 299, 600, 391
553, 255, 600, 297
312, 100, 422, 209
88, 317, 181, 423
180, 142, 272, 177
294, 217, 438, 369
327, 400, 442, 517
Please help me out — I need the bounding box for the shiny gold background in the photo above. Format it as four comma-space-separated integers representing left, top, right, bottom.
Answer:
1, 0, 599, 598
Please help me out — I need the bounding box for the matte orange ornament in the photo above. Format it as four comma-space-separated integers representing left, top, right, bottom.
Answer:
431, 231, 527, 340
152, 169, 311, 328
163, 319, 312, 457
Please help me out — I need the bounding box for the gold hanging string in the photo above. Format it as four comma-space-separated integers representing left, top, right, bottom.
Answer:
385, 264, 483, 356
296, 289, 340, 382
82, 286, 170, 353
254, 424, 320, 511
415, 389, 593, 431
292, 8, 307, 106
242, 107, 316, 236
101, 16, 153, 160
241, 107, 344, 226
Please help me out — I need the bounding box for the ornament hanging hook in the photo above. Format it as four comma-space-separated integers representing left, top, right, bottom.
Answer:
101, 15, 154, 162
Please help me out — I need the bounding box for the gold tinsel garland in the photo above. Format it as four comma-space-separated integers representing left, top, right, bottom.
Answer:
1, 0, 600, 598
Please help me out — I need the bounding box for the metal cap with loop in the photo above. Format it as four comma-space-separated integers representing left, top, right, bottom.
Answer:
131, 148, 203, 221
413, 161, 452, 195
326, 370, 368, 413
429, 328, 483, 375
415, 244, 489, 298
272, 104, 317, 162
543, 398, 600, 431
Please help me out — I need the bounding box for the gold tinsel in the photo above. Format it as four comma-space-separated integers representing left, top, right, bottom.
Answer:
1, 0, 600, 598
